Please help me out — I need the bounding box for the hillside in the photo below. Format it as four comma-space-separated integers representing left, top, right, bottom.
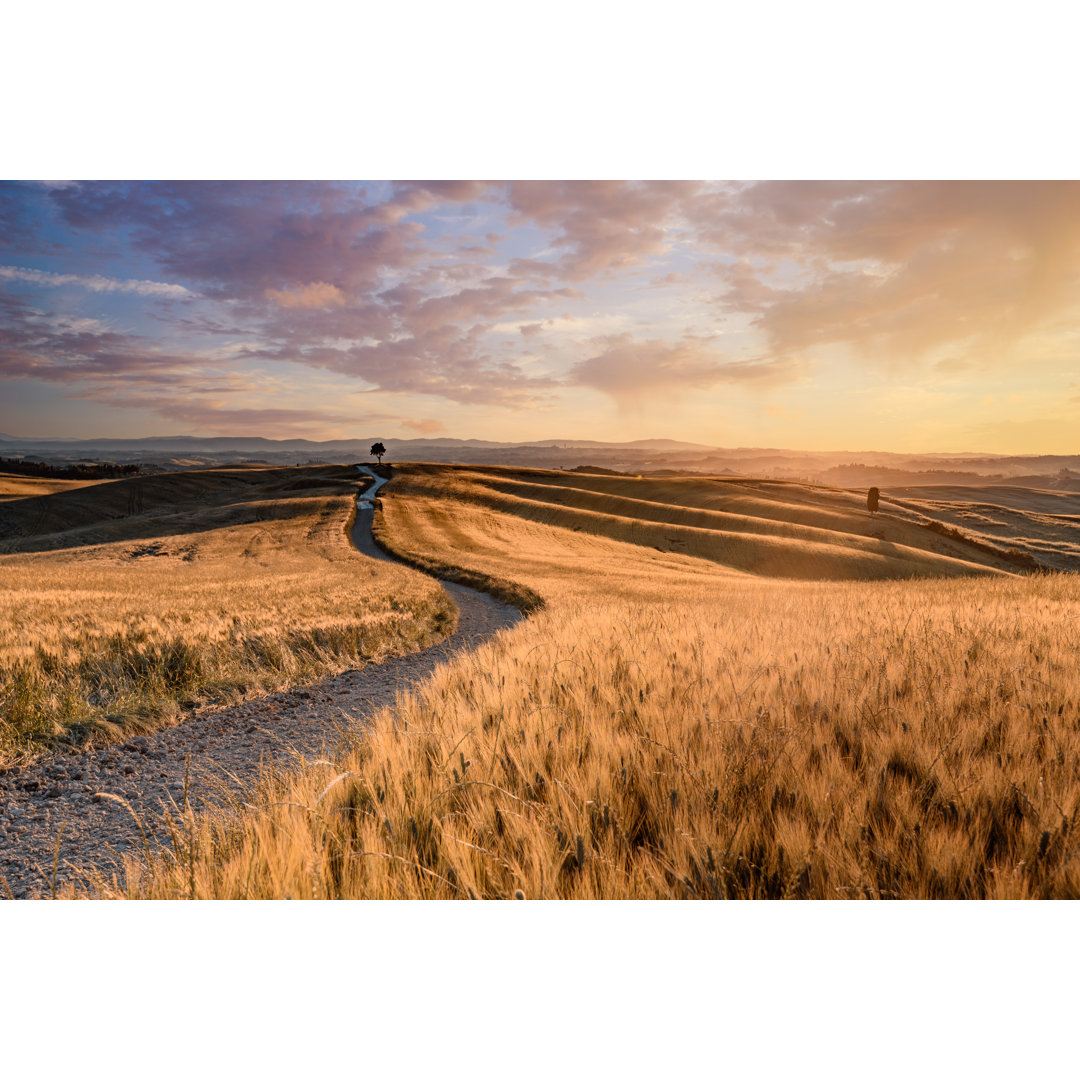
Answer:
0, 465, 453, 760
881, 485, 1080, 571
378, 464, 1035, 581
0, 472, 109, 503
105, 459, 1080, 900
2, 460, 1074, 898
0, 465, 347, 553
4, 432, 1080, 488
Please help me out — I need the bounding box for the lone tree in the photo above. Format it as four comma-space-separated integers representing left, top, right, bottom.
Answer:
867, 486, 880, 515
370, 442, 386, 464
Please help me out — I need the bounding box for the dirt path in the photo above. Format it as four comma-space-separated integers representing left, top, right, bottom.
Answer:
0, 473, 521, 898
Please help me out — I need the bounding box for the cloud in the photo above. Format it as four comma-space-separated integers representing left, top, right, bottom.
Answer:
0, 264, 192, 297
367, 181, 494, 225
265, 281, 346, 308
712, 260, 780, 313
567, 334, 802, 406
649, 272, 684, 288
30, 184, 1080, 383
502, 179, 1080, 372
507, 181, 702, 281
129, 402, 361, 435
0, 181, 66, 254
0, 297, 193, 385
0, 294, 371, 436
37, 182, 572, 407
691, 181, 1080, 367
0, 295, 247, 404
247, 322, 560, 407
501, 179, 1080, 375
47, 181, 425, 301
43, 181, 500, 304
8, 179, 1080, 439
400, 417, 446, 435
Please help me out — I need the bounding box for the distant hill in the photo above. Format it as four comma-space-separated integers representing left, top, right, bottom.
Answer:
1, 432, 1077, 488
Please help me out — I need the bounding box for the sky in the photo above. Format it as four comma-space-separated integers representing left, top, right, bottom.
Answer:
1, 179, 1079, 452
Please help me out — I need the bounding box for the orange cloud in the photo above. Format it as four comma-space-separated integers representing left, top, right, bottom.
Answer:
568, 334, 803, 406
265, 281, 347, 309
507, 181, 702, 281
17, 180, 1080, 444
699, 182, 1080, 369
401, 417, 446, 435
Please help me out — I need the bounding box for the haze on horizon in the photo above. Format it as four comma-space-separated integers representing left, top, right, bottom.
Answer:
1, 180, 1078, 456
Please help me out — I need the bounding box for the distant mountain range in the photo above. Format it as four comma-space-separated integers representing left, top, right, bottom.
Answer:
2, 433, 1078, 488
0, 434, 720, 453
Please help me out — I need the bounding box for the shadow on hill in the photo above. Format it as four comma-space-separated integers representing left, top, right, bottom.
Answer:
0, 465, 364, 555
392, 463, 1029, 582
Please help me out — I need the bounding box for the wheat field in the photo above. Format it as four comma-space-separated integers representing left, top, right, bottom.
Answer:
0, 472, 107, 502
95, 463, 1080, 899
0, 466, 454, 763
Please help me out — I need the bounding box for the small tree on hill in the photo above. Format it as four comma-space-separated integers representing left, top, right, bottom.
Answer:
370, 442, 386, 464
867, 486, 880, 515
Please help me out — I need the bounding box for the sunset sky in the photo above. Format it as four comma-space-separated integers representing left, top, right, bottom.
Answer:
1, 180, 1078, 452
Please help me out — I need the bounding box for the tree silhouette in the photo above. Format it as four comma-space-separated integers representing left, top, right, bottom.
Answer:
370, 442, 386, 464
867, 486, 880, 515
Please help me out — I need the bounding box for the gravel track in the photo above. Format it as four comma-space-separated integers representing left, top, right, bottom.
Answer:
0, 471, 521, 898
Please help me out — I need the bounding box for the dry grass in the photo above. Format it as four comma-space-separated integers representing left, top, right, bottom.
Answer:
0, 466, 454, 763
879, 484, 1080, 572
100, 464, 1080, 899
0, 472, 105, 502
435, 465, 1025, 578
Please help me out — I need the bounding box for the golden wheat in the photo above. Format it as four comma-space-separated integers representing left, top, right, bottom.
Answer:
0, 467, 453, 762
101, 464, 1080, 899
0, 472, 106, 502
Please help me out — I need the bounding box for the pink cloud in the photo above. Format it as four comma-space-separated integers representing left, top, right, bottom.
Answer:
102, 398, 366, 435
507, 181, 703, 281
18, 179, 1080, 429
265, 281, 346, 309
400, 417, 446, 435
568, 333, 802, 406
0, 295, 204, 387
49, 182, 427, 301
684, 181, 1080, 367
39, 183, 576, 407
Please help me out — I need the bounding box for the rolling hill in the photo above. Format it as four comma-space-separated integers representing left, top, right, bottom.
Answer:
378, 464, 1044, 582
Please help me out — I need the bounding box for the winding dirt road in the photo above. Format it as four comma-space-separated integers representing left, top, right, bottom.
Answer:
0, 469, 521, 898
